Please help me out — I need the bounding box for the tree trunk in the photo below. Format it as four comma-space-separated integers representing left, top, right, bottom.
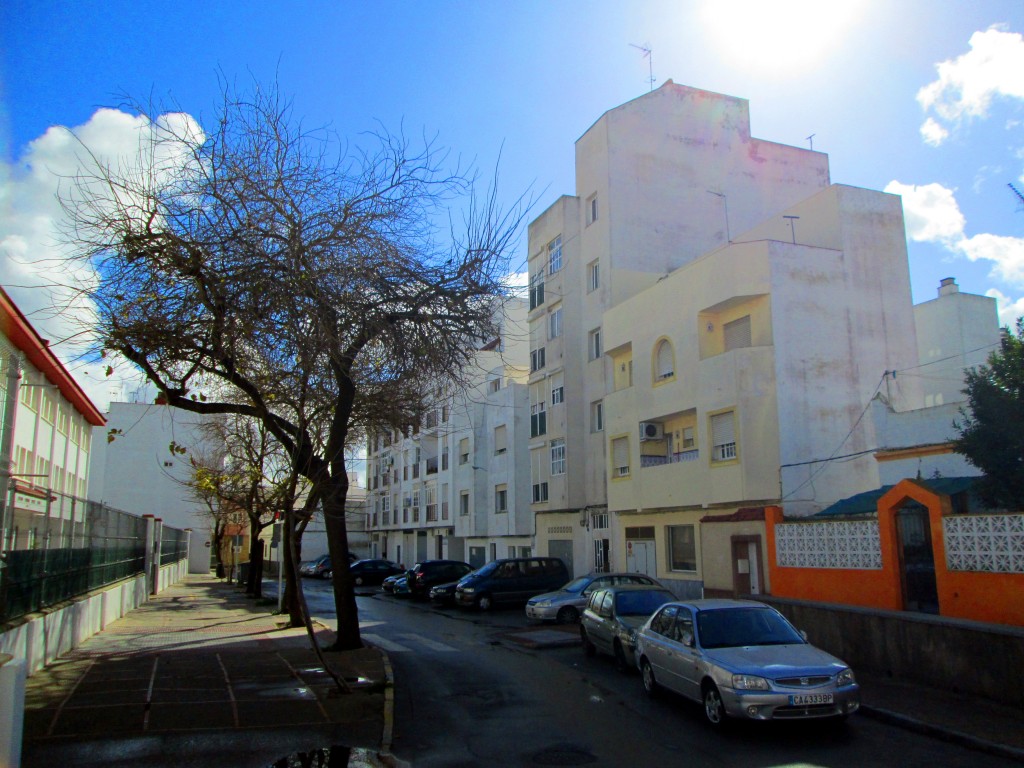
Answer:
282, 510, 304, 627
247, 536, 264, 598
322, 484, 361, 651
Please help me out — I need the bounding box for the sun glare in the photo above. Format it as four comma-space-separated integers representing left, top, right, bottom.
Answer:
700, 0, 868, 74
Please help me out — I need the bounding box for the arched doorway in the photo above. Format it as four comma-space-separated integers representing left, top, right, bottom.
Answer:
895, 500, 939, 614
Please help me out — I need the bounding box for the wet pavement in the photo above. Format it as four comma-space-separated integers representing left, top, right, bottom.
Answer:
17, 575, 1024, 767
20, 575, 392, 768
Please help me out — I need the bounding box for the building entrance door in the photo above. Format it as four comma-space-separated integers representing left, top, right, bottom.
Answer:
896, 504, 939, 614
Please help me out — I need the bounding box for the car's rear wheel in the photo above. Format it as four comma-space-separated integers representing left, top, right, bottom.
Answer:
640, 659, 658, 698
477, 594, 493, 611
323, 570, 332, 580
556, 606, 580, 624
581, 628, 596, 657
703, 683, 726, 726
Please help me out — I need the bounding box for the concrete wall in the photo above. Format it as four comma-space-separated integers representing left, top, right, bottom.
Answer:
0, 559, 187, 676
760, 595, 1024, 708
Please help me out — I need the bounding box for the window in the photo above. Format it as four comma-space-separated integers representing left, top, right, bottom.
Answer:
548, 235, 562, 273
588, 259, 600, 292
550, 372, 564, 405
531, 384, 546, 437
591, 400, 604, 432
489, 378, 501, 393
682, 426, 695, 449
494, 424, 507, 455
549, 305, 563, 339
668, 525, 697, 571
655, 339, 674, 380
531, 401, 547, 437
589, 328, 602, 360
426, 485, 438, 521
586, 193, 598, 225
459, 437, 470, 465
460, 491, 470, 516
529, 271, 545, 310
612, 436, 630, 478
724, 315, 752, 351
531, 347, 546, 372
442, 482, 450, 519
531, 448, 549, 503
711, 411, 737, 462
550, 438, 566, 475
495, 484, 508, 514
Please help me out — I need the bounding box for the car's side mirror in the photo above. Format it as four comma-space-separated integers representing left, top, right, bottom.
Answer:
799, 630, 808, 641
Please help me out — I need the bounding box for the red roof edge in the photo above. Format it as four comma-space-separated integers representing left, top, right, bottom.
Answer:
0, 287, 106, 426
700, 506, 766, 523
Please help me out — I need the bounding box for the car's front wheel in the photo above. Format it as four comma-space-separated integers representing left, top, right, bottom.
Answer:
354, 575, 365, 586
703, 683, 726, 726
640, 659, 658, 698
556, 606, 580, 624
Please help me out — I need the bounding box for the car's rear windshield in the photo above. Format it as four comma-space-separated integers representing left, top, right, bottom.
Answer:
615, 590, 675, 616
696, 607, 804, 649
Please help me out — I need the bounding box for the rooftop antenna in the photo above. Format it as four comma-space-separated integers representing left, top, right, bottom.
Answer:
630, 43, 655, 91
806, 134, 816, 151
783, 215, 800, 244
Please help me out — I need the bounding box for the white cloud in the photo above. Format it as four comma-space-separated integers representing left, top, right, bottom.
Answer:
0, 108, 203, 412
886, 179, 1024, 291
884, 181, 965, 244
917, 25, 1024, 145
985, 288, 1024, 327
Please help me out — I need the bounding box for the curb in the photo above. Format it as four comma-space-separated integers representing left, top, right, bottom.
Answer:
859, 704, 1024, 764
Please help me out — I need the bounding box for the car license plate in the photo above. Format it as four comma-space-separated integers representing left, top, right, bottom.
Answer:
789, 693, 833, 706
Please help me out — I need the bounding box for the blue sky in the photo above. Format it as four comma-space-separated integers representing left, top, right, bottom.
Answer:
1, 1, 1023, 410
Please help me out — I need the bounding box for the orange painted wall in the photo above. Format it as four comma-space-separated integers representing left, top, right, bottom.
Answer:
766, 488, 1024, 628
765, 506, 903, 610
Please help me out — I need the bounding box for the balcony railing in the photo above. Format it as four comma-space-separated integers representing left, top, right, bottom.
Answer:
640, 450, 700, 468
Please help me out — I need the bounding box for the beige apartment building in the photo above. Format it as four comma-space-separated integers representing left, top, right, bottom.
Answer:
529, 80, 837, 585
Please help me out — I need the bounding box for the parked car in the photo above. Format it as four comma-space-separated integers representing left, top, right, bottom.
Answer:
454, 557, 569, 610
343, 559, 405, 586
526, 572, 664, 624
392, 574, 411, 597
382, 572, 407, 594
299, 554, 333, 579
635, 599, 861, 726
408, 560, 474, 599
580, 585, 676, 671
428, 580, 461, 606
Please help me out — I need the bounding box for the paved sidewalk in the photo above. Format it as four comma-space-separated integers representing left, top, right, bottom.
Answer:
20, 575, 392, 768
504, 623, 1024, 764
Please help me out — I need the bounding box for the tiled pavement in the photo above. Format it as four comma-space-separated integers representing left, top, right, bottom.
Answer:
20, 576, 391, 768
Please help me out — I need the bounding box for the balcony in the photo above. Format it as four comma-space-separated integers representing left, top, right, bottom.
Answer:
640, 449, 699, 468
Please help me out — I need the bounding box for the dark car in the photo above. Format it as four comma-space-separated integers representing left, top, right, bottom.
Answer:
344, 559, 405, 586
428, 580, 461, 606
454, 557, 569, 610
407, 560, 474, 599
299, 554, 332, 579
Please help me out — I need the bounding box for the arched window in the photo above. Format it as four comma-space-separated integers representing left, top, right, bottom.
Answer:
655, 339, 674, 381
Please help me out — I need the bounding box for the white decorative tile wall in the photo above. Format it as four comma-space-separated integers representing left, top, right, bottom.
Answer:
944, 514, 1024, 574
776, 520, 882, 570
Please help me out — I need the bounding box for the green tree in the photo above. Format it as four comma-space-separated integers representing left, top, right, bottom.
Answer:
954, 318, 1024, 509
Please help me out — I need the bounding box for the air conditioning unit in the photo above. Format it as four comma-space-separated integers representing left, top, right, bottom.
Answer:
639, 422, 664, 441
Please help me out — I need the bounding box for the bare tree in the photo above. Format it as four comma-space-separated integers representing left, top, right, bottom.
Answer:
58, 80, 527, 650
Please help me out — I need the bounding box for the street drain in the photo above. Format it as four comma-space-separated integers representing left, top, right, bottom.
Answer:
531, 745, 598, 766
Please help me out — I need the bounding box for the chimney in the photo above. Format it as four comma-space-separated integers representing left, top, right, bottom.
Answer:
939, 277, 959, 297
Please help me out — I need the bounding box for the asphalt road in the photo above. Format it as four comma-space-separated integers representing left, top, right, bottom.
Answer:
298, 579, 1019, 768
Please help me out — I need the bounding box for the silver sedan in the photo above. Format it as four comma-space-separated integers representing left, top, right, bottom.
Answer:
525, 572, 662, 624
635, 599, 860, 726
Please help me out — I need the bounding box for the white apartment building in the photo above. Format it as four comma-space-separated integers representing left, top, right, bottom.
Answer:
89, 402, 219, 573
0, 287, 105, 553
365, 298, 532, 569
528, 81, 833, 580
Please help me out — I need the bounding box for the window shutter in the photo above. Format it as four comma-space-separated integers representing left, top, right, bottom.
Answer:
724, 315, 752, 351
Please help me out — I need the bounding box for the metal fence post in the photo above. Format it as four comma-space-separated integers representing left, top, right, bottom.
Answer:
143, 514, 156, 596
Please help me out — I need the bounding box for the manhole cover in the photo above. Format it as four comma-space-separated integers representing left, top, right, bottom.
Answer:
531, 745, 598, 766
